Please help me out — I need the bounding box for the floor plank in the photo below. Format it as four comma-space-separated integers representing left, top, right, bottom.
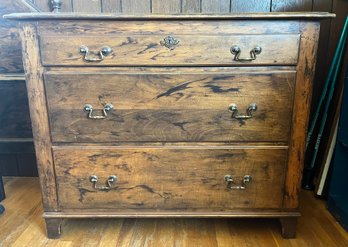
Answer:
0, 177, 347, 246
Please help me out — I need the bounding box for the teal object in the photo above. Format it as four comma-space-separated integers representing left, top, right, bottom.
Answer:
327, 60, 348, 232
303, 16, 348, 188
0, 176, 4, 215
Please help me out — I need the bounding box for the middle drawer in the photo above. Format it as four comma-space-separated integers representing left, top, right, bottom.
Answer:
44, 69, 295, 143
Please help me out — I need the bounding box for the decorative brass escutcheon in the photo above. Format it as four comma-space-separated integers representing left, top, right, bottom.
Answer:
89, 175, 117, 191
230, 45, 262, 62
228, 103, 257, 120
51, 0, 62, 12
84, 103, 113, 119
224, 175, 252, 190
79, 45, 113, 62
160, 36, 180, 50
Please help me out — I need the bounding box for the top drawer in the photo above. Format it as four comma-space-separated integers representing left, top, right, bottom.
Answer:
39, 34, 300, 66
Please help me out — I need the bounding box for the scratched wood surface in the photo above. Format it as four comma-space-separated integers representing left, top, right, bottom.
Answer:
20, 23, 58, 211
39, 33, 300, 66
1, 177, 348, 246
53, 147, 287, 210
283, 21, 320, 209
12, 10, 331, 239
2, 0, 332, 74
37, 20, 301, 35
44, 70, 295, 143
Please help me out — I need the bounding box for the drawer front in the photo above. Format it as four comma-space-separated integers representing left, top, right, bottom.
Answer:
40, 34, 300, 66
53, 147, 287, 210
45, 69, 295, 143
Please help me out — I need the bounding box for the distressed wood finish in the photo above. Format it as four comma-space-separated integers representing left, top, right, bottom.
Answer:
37, 20, 301, 35
283, 21, 321, 209
53, 147, 288, 210
6, 12, 335, 20
0, 0, 337, 75
19, 23, 58, 211
45, 70, 295, 143
10, 13, 332, 238
44, 218, 62, 239
40, 34, 300, 66
280, 217, 298, 238
3, 177, 348, 246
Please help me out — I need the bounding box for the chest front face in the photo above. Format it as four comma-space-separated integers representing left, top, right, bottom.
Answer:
15, 14, 323, 238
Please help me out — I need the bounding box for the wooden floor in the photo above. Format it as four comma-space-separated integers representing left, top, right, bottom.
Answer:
0, 177, 348, 246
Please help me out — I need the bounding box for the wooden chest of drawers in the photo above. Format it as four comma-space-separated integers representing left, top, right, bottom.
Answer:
5, 12, 334, 239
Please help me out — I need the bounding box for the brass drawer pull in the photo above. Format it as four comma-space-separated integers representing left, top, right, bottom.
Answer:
89, 175, 117, 191
79, 45, 112, 62
224, 175, 252, 190
228, 103, 257, 120
160, 36, 180, 50
84, 103, 113, 119
230, 45, 262, 62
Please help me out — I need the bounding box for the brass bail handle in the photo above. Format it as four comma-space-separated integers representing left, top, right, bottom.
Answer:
84, 103, 113, 119
79, 45, 113, 62
89, 175, 117, 191
224, 175, 252, 190
230, 45, 262, 62
228, 103, 257, 120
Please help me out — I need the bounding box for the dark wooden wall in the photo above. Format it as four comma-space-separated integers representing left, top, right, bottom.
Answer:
0, 0, 346, 177
0, 1, 38, 177
30, 0, 316, 13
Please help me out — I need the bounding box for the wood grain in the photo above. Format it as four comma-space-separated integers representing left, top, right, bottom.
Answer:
182, 0, 200, 13
37, 20, 301, 36
201, 0, 230, 13
45, 218, 62, 239
39, 33, 300, 66
101, 0, 122, 13
60, 0, 73, 12
122, 0, 151, 14
73, 0, 101, 13
36, 0, 73, 12
2, 177, 348, 246
19, 23, 58, 211
4, 12, 335, 20
33, 0, 51, 11
280, 217, 297, 238
12, 14, 332, 239
231, 0, 271, 12
152, 0, 181, 14
272, 0, 313, 12
44, 70, 295, 143
283, 21, 321, 209
53, 147, 288, 210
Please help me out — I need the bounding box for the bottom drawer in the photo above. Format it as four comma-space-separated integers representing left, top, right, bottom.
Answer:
53, 147, 287, 210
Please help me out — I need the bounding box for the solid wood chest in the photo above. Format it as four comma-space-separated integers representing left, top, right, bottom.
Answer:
5, 12, 334, 239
